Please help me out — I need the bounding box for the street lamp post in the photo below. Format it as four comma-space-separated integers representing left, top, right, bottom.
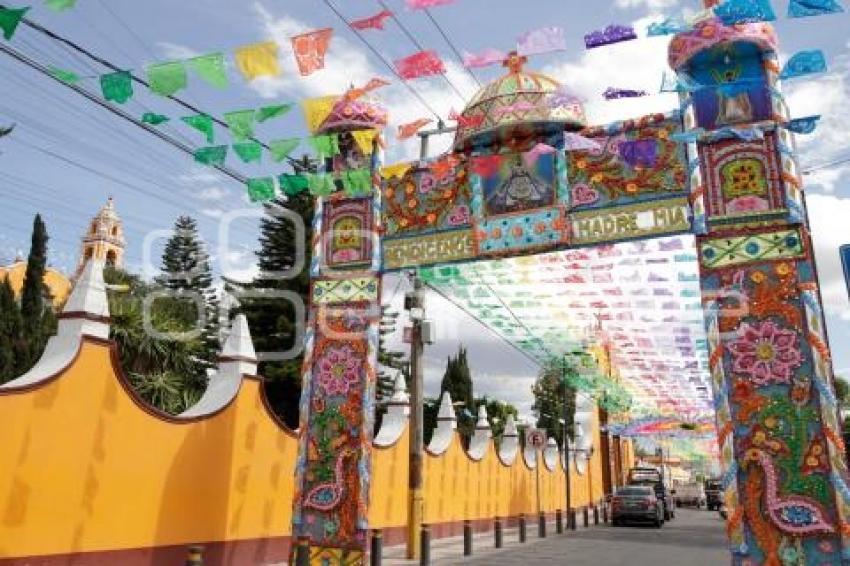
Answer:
405, 275, 424, 560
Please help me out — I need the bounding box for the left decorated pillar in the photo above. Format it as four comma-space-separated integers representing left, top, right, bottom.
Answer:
291, 93, 387, 564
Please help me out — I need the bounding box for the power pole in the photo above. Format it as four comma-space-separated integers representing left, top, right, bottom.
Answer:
405, 275, 425, 559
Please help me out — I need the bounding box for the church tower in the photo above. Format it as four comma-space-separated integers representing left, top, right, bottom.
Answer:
78, 197, 125, 271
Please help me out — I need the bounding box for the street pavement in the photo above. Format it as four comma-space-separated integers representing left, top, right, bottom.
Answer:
386, 508, 728, 566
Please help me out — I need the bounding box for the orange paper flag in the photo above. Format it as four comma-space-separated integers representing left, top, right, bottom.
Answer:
345, 77, 391, 100
291, 28, 333, 76
397, 118, 432, 140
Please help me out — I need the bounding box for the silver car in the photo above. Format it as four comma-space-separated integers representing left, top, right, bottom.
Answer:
611, 485, 664, 528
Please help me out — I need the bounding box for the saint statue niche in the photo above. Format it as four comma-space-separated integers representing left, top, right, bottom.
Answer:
484, 154, 554, 216
710, 48, 754, 126
331, 215, 365, 265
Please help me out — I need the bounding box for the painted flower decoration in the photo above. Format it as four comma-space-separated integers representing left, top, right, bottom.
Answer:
316, 344, 363, 396
727, 321, 803, 386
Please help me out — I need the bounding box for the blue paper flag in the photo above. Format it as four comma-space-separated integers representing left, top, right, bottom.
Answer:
784, 115, 821, 134
647, 16, 692, 36
714, 126, 764, 141
670, 129, 704, 143
780, 49, 828, 79
660, 72, 701, 93
713, 0, 777, 24
788, 0, 844, 17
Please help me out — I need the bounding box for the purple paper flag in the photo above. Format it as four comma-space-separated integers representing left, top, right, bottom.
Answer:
517, 27, 567, 56
564, 132, 601, 151
584, 24, 637, 49
603, 87, 648, 100
618, 139, 657, 167
658, 237, 684, 251
462, 48, 507, 69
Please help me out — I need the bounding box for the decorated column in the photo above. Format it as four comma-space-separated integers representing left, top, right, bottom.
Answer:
291, 94, 386, 564
671, 16, 850, 564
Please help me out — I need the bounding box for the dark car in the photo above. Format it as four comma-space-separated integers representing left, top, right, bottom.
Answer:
627, 467, 675, 520
611, 485, 664, 527
705, 478, 722, 511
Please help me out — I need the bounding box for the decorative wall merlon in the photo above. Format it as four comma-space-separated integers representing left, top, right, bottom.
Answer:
497, 414, 520, 465
427, 391, 457, 455
467, 405, 492, 461
374, 373, 410, 447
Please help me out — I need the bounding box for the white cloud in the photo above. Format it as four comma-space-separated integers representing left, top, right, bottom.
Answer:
196, 186, 229, 201
543, 17, 679, 125
250, 3, 477, 163
200, 208, 225, 219
806, 193, 850, 320
157, 42, 202, 60
175, 168, 227, 186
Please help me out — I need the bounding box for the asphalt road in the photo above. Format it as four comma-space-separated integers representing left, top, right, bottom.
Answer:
453, 508, 728, 566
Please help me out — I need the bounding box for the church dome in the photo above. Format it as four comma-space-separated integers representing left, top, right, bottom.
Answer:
668, 17, 778, 70
453, 52, 586, 152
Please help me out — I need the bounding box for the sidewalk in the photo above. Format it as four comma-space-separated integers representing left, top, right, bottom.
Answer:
383, 513, 603, 565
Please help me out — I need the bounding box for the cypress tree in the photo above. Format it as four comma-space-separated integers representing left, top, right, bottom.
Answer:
377, 306, 408, 404
0, 277, 22, 383
19, 214, 53, 369
157, 215, 218, 370
229, 188, 314, 429
440, 345, 475, 438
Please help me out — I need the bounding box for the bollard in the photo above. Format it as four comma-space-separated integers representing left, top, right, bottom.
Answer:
519, 514, 527, 543
594, 505, 600, 525
538, 512, 546, 538
568, 508, 577, 531
556, 509, 563, 534
495, 517, 503, 548
370, 530, 382, 566
583, 506, 589, 528
295, 537, 310, 566
603, 503, 609, 524
185, 545, 204, 566
463, 520, 473, 556
420, 524, 431, 566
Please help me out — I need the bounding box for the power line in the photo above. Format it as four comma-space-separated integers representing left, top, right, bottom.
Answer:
375, 0, 470, 101
421, 8, 482, 89
0, 41, 248, 185
0, 6, 301, 168
319, 0, 444, 122
802, 155, 850, 175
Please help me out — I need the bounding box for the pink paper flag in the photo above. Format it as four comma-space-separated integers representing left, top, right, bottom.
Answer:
291, 28, 333, 76
406, 0, 454, 8
462, 48, 507, 69
517, 27, 566, 57
395, 50, 446, 79
351, 9, 393, 30
523, 142, 556, 167
564, 132, 601, 151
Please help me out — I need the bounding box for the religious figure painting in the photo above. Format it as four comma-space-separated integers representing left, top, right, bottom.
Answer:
481, 152, 556, 217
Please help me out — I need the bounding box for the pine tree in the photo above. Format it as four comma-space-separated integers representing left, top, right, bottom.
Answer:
440, 345, 475, 438
157, 215, 218, 370
0, 277, 22, 383
532, 356, 579, 449
19, 214, 54, 370
228, 183, 314, 430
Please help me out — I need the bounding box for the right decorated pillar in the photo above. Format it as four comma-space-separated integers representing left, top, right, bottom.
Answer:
671, 16, 850, 565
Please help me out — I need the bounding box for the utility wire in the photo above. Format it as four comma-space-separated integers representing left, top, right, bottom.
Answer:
320, 0, 444, 122
0, 6, 300, 169
0, 41, 247, 185
802, 155, 850, 175
421, 8, 482, 89
375, 0, 470, 101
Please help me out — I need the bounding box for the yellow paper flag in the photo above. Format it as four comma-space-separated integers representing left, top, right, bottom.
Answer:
380, 162, 413, 179
351, 130, 379, 155
234, 41, 281, 81
301, 95, 340, 134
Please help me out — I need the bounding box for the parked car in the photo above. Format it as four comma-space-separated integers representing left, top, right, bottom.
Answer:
705, 478, 723, 511
611, 485, 665, 528
673, 483, 707, 508
627, 466, 675, 520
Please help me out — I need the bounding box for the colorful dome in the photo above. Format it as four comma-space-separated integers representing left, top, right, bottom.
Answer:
318, 96, 388, 134
453, 53, 586, 152
668, 17, 778, 70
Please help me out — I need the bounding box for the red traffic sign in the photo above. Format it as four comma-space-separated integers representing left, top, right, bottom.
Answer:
526, 428, 547, 449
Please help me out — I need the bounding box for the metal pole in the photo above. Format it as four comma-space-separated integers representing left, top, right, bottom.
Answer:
535, 447, 542, 528
463, 520, 473, 556
495, 517, 503, 548
420, 524, 430, 566
407, 276, 425, 559
370, 530, 383, 566
562, 363, 573, 530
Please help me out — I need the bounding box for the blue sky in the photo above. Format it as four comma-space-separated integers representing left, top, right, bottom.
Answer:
2, 0, 849, 417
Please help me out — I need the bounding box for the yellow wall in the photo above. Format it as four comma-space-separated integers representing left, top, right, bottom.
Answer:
0, 337, 629, 560
0, 261, 72, 307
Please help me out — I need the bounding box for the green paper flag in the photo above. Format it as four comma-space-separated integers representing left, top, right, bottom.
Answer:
344, 168, 372, 197
224, 109, 256, 142
100, 70, 133, 104
188, 53, 228, 89
256, 103, 293, 123
306, 173, 336, 197
142, 112, 170, 126
278, 173, 309, 196
194, 145, 227, 166
48, 66, 80, 84
309, 134, 340, 160
232, 141, 262, 164
246, 177, 276, 202
269, 138, 300, 162
44, 0, 76, 11
146, 61, 187, 96
0, 6, 28, 41
181, 114, 215, 144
